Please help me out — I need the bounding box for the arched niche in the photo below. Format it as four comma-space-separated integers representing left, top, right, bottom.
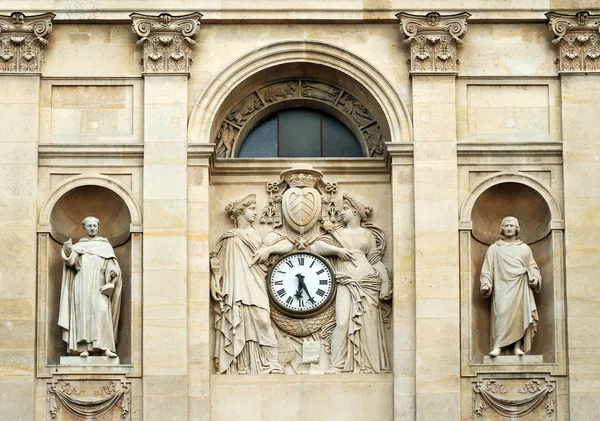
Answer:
459, 173, 566, 376
36, 177, 142, 376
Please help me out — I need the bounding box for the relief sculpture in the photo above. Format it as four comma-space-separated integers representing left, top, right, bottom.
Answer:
210, 164, 392, 374
480, 216, 541, 357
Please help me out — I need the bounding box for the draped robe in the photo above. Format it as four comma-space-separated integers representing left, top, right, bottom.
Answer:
480, 240, 541, 353
58, 237, 122, 354
320, 226, 390, 373
212, 227, 284, 374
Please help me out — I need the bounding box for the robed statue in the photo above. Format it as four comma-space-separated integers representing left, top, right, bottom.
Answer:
58, 216, 122, 358
480, 216, 541, 357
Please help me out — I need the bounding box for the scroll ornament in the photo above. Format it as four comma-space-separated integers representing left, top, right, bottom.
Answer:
130, 12, 202, 73
473, 379, 555, 419
397, 11, 470, 73
48, 380, 130, 419
0, 11, 55, 72
546, 11, 600, 72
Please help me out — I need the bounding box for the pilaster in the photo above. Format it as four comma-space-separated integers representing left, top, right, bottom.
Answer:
0, 11, 52, 420
547, 11, 600, 419
131, 12, 201, 421
398, 11, 469, 421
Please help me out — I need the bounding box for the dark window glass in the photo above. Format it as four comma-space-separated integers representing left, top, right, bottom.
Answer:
237, 108, 363, 158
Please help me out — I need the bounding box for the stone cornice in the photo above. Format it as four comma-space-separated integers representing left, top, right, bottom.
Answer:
546, 11, 600, 72
397, 11, 470, 74
130, 12, 202, 73
0, 11, 54, 73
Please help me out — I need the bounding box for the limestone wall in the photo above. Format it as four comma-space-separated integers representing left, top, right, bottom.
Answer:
0, 2, 599, 421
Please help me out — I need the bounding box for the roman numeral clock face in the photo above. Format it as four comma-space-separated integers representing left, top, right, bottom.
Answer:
268, 252, 335, 317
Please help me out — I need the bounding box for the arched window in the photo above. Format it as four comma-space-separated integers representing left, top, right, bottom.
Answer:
237, 108, 364, 158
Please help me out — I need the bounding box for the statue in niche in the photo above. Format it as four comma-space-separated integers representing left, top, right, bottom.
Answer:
210, 194, 293, 374
480, 216, 542, 357
58, 217, 122, 358
311, 193, 392, 373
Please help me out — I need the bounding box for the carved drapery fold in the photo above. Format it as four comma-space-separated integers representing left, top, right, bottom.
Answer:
214, 79, 387, 158
48, 380, 130, 419
396, 11, 470, 73
0, 11, 54, 73
130, 12, 202, 73
546, 11, 600, 72
473, 379, 555, 420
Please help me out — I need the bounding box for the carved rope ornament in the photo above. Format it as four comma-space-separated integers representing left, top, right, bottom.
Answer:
0, 11, 54, 73
214, 79, 387, 158
130, 12, 202, 73
396, 11, 470, 73
546, 11, 600, 72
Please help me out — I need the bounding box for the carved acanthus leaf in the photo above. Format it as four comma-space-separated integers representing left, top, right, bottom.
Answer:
0, 12, 54, 73
397, 11, 470, 73
547, 11, 600, 72
130, 12, 202, 73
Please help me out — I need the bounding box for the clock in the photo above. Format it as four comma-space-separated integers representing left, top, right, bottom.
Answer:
267, 251, 335, 318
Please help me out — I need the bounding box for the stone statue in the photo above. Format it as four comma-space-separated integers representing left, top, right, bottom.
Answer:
58, 217, 122, 358
210, 194, 293, 374
311, 193, 392, 373
480, 216, 542, 357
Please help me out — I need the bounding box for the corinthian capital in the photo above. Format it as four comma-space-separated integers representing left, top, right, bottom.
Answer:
546, 11, 600, 72
0, 12, 55, 73
130, 12, 203, 73
396, 11, 470, 73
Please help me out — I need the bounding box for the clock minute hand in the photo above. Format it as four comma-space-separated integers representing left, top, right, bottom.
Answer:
296, 273, 316, 305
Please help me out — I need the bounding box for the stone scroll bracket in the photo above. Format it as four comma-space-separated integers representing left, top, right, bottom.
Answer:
0, 11, 55, 73
546, 11, 600, 72
130, 12, 202, 73
396, 11, 470, 74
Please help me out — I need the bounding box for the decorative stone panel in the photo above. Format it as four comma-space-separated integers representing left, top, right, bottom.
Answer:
130, 12, 202, 73
214, 79, 387, 158
396, 11, 470, 73
546, 11, 600, 72
0, 11, 54, 72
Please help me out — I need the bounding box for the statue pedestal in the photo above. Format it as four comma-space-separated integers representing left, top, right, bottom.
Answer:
483, 355, 543, 364
60, 356, 121, 366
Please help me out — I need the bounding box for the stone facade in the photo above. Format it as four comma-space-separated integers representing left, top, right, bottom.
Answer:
0, 2, 599, 421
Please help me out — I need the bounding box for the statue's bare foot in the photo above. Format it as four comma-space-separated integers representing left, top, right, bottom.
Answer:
103, 349, 117, 358
489, 347, 501, 357
513, 346, 525, 356
80, 351, 89, 357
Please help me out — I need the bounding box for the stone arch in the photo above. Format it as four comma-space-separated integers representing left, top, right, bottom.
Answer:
188, 40, 413, 152
38, 175, 142, 236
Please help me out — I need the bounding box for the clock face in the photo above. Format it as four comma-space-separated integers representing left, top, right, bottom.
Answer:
268, 252, 335, 317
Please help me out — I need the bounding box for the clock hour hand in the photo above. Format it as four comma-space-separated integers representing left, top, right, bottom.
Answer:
296, 273, 316, 305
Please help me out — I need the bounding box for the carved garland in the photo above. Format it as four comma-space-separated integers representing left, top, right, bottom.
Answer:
546, 11, 600, 72
48, 380, 130, 419
214, 79, 387, 158
473, 379, 555, 420
0, 11, 55, 73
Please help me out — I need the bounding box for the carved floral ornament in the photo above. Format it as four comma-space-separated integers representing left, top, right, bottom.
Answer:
214, 79, 387, 158
396, 11, 470, 73
546, 11, 600, 72
48, 380, 130, 419
473, 378, 556, 420
130, 12, 202, 73
0, 11, 55, 72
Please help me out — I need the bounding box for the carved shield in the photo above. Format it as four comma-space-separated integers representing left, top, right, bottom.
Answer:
282, 187, 322, 233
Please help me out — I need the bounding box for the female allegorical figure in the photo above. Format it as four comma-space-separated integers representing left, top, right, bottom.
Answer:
312, 193, 392, 373
210, 194, 292, 374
